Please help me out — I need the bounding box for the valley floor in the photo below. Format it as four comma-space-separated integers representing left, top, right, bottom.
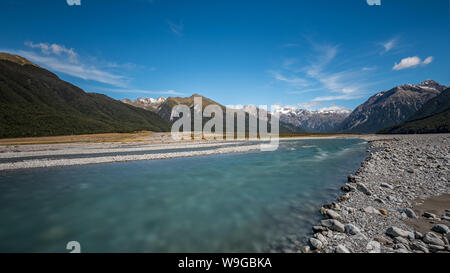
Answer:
0, 132, 360, 171
302, 134, 450, 253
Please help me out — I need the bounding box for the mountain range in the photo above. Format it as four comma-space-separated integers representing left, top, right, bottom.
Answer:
337, 80, 447, 133
0, 52, 448, 138
273, 107, 351, 133
123, 94, 296, 134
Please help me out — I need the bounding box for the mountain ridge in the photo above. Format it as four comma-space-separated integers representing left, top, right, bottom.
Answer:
337, 80, 447, 133
0, 53, 170, 138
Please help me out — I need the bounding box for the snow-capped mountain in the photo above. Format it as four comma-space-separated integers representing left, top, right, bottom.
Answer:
274, 106, 351, 133
338, 80, 448, 133
121, 96, 167, 111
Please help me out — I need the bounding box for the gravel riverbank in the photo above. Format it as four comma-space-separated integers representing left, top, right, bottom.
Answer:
302, 134, 450, 253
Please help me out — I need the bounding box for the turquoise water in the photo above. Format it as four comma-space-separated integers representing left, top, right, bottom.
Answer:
0, 139, 368, 253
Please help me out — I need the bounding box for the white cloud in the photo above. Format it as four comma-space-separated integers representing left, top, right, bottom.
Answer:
97, 88, 185, 96
4, 48, 127, 87
318, 105, 351, 113
25, 42, 78, 63
167, 20, 184, 36
312, 94, 362, 102
393, 56, 433, 70
297, 101, 323, 109
362, 66, 376, 71
422, 56, 434, 65
382, 38, 396, 53
269, 71, 309, 86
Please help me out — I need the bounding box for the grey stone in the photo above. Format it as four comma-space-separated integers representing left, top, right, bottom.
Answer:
337, 193, 351, 202
394, 247, 410, 253
363, 206, 381, 215
432, 224, 449, 234
411, 241, 429, 253
386, 226, 410, 238
321, 219, 345, 233
309, 238, 323, 250
366, 241, 381, 253
356, 183, 372, 196
398, 208, 417, 218
312, 225, 325, 233
387, 195, 397, 202
335, 244, 351, 253
341, 185, 353, 192
345, 224, 361, 235
423, 232, 445, 246
314, 233, 328, 244
324, 209, 342, 221
394, 236, 409, 245
428, 244, 445, 252
347, 174, 356, 183
423, 212, 437, 219
414, 231, 423, 240
300, 245, 310, 253
380, 183, 394, 190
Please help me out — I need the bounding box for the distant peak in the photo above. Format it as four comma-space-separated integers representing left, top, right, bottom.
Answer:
0, 52, 38, 67
418, 79, 439, 86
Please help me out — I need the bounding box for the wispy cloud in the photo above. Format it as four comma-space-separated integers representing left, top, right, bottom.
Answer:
312, 94, 363, 102
392, 56, 433, 70
282, 43, 299, 48
269, 70, 309, 86
25, 41, 78, 63
297, 101, 323, 109
304, 44, 368, 96
3, 42, 129, 87
362, 66, 376, 71
167, 20, 184, 36
381, 37, 397, 53
96, 88, 185, 96
272, 41, 371, 102
422, 56, 434, 65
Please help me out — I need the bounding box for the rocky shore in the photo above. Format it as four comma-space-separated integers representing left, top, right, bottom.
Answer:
302, 134, 450, 253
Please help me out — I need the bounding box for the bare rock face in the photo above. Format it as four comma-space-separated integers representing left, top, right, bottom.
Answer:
338, 80, 447, 133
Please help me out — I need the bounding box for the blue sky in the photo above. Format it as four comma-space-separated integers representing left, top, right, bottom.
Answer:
1, 0, 449, 110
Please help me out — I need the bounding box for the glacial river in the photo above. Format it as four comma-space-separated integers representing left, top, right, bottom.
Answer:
0, 138, 368, 252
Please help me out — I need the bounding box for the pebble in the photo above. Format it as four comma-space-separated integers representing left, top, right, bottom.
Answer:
309, 238, 323, 250
356, 183, 372, 196
320, 219, 345, 233
366, 241, 381, 253
304, 135, 450, 253
422, 232, 445, 246
432, 224, 449, 234
363, 206, 381, 215
344, 224, 361, 235
380, 183, 394, 190
423, 212, 437, 219
399, 208, 417, 218
386, 226, 410, 238
324, 209, 342, 221
335, 244, 351, 253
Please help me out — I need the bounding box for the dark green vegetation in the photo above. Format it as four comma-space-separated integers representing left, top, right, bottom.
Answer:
378, 88, 450, 134
0, 53, 170, 138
